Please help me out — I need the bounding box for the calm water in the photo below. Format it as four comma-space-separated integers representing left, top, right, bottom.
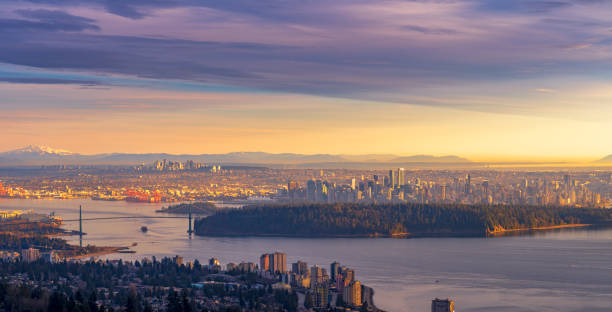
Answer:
1, 198, 612, 312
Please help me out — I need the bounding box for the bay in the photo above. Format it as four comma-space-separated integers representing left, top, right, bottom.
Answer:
1, 198, 611, 312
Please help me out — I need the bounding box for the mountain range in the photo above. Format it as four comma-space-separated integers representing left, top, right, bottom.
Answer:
0, 145, 473, 167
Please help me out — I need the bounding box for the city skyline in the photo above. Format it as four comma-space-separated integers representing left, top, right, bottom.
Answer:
1, 1, 612, 160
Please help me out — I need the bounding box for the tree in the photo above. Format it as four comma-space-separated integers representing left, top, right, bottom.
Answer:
166, 289, 182, 312
125, 291, 138, 312
144, 302, 153, 312
48, 291, 66, 312
181, 290, 192, 312
239, 291, 245, 308
88, 291, 99, 312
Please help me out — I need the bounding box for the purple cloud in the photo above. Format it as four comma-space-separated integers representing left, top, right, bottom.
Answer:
0, 9, 99, 31
401, 24, 459, 35
0, 0, 610, 114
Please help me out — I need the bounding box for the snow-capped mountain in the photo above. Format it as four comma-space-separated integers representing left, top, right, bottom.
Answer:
4, 145, 75, 156
0, 145, 80, 165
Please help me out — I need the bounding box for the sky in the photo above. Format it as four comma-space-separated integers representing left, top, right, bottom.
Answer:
1, 0, 612, 161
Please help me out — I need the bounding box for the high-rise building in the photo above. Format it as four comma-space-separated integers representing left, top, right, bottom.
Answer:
307, 180, 316, 202
343, 280, 362, 307
261, 252, 287, 273
441, 184, 447, 201
41, 251, 60, 263
21, 248, 40, 263
310, 265, 325, 288
287, 181, 299, 199
343, 268, 355, 284
361, 285, 375, 306
316, 180, 327, 202
398, 168, 405, 187
292, 261, 308, 275
272, 252, 287, 273
238, 262, 255, 272
0, 182, 7, 197
208, 257, 219, 267
336, 267, 355, 292
174, 255, 184, 266
432, 298, 455, 312
291, 272, 311, 288
389, 170, 397, 188
260, 254, 271, 272
330, 261, 341, 282
226, 263, 237, 271
312, 283, 329, 307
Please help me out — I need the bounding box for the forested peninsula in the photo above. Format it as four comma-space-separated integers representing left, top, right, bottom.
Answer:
157, 202, 218, 214
194, 203, 612, 238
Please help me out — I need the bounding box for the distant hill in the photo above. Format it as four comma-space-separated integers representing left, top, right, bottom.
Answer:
0, 145, 472, 167
157, 202, 219, 215
596, 155, 612, 163
340, 154, 398, 162
390, 155, 471, 163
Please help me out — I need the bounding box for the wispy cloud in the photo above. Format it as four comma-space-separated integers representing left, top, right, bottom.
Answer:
0, 77, 100, 85
0, 9, 100, 32
401, 24, 459, 35
535, 88, 557, 93
566, 43, 592, 50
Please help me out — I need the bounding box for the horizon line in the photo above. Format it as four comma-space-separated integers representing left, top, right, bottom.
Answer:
0, 144, 611, 165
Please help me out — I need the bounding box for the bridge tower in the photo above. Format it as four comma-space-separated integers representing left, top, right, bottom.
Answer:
187, 205, 193, 235
79, 205, 83, 248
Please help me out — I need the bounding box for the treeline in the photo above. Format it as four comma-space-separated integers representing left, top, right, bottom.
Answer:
0, 219, 63, 235
0, 275, 195, 312
157, 202, 218, 215
0, 257, 208, 290
194, 203, 612, 237
0, 233, 70, 250
0, 233, 106, 257
0, 257, 298, 312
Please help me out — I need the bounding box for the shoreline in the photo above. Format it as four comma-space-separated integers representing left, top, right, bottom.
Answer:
195, 223, 602, 239
66, 246, 124, 260
486, 223, 591, 235
195, 231, 484, 239
194, 232, 481, 239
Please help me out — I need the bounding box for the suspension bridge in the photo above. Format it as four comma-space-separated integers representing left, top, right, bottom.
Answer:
65, 205, 196, 247
61, 216, 189, 222
0, 205, 197, 247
